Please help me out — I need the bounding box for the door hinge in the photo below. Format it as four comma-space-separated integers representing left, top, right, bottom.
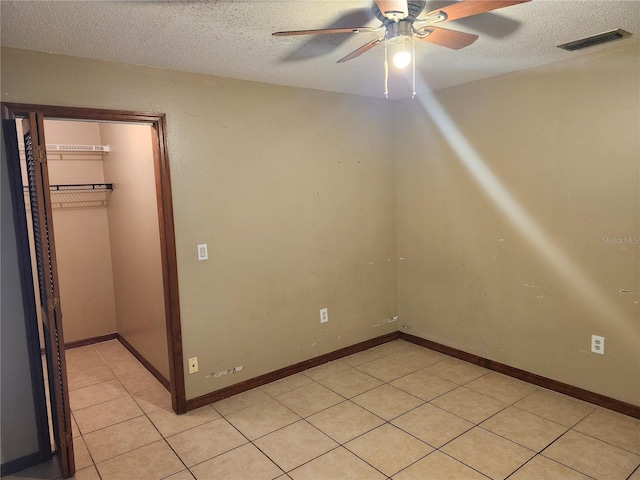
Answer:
34, 146, 47, 163
47, 296, 60, 310
58, 432, 73, 448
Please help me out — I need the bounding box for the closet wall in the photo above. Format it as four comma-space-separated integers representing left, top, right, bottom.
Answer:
101, 123, 168, 380
41, 120, 118, 342
19, 120, 118, 342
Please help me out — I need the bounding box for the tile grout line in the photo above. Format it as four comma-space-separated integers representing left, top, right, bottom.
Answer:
208, 349, 424, 477
238, 361, 448, 477
229, 349, 515, 477
536, 428, 617, 479
627, 465, 640, 480
65, 340, 639, 480
74, 343, 190, 478
287, 352, 603, 479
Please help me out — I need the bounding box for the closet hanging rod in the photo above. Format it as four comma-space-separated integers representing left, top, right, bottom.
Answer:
23, 183, 113, 192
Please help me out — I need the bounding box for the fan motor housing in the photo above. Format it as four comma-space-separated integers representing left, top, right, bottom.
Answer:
374, 0, 426, 24
387, 20, 413, 41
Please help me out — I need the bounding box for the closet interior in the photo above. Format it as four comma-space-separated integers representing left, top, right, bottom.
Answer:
17, 119, 170, 384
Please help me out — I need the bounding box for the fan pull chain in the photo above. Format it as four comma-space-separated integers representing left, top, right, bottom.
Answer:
411, 36, 416, 98
384, 38, 389, 98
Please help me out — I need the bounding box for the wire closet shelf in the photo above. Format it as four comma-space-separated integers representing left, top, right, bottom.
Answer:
20, 143, 113, 208
23, 183, 113, 209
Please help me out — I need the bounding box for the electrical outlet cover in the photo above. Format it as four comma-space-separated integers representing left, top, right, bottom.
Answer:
591, 335, 604, 355
188, 356, 199, 373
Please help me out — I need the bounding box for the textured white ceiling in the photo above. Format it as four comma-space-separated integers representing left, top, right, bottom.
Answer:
1, 1, 639, 99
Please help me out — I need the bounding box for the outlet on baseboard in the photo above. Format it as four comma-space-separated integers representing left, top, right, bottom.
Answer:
188, 356, 199, 374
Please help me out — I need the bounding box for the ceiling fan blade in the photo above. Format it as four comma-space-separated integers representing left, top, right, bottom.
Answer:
425, 0, 530, 22
337, 37, 384, 63
451, 12, 522, 39
415, 26, 478, 49
273, 27, 379, 36
375, 0, 409, 20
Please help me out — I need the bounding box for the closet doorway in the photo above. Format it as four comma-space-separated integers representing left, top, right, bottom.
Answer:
2, 104, 185, 478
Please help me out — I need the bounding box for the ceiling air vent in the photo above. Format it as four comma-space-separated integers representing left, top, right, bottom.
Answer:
557, 29, 632, 51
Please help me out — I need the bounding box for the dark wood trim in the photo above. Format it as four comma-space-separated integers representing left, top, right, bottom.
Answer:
24, 111, 76, 477
2, 103, 166, 123
185, 327, 639, 418
1, 450, 52, 477
400, 332, 640, 419
117, 334, 170, 390
65, 333, 117, 350
2, 102, 185, 414
2, 118, 52, 462
151, 117, 186, 414
186, 332, 400, 411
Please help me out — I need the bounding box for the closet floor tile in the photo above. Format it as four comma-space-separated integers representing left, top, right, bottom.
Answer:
73, 395, 143, 434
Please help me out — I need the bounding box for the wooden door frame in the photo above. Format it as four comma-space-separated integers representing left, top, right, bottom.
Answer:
1, 103, 186, 414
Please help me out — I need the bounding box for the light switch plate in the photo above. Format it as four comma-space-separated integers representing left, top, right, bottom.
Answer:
197, 243, 208, 261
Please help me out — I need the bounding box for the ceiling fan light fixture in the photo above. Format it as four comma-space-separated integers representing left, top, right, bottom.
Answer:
391, 38, 411, 68
386, 20, 413, 69
273, 0, 532, 98
383, 26, 416, 98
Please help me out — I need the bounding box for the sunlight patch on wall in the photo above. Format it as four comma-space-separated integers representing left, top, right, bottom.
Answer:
413, 77, 632, 327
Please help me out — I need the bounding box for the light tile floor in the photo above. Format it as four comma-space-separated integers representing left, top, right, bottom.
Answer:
5, 339, 640, 480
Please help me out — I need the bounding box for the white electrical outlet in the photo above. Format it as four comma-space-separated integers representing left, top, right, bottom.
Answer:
320, 307, 328, 324
188, 356, 199, 374
591, 335, 604, 355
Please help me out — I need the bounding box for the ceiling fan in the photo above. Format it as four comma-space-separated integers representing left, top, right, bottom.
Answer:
273, 0, 531, 96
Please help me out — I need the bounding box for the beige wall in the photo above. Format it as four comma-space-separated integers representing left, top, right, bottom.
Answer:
396, 41, 640, 405
0, 47, 398, 400
101, 123, 169, 380
5, 41, 635, 407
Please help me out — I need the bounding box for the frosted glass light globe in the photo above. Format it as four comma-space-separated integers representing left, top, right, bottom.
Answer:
393, 50, 411, 69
